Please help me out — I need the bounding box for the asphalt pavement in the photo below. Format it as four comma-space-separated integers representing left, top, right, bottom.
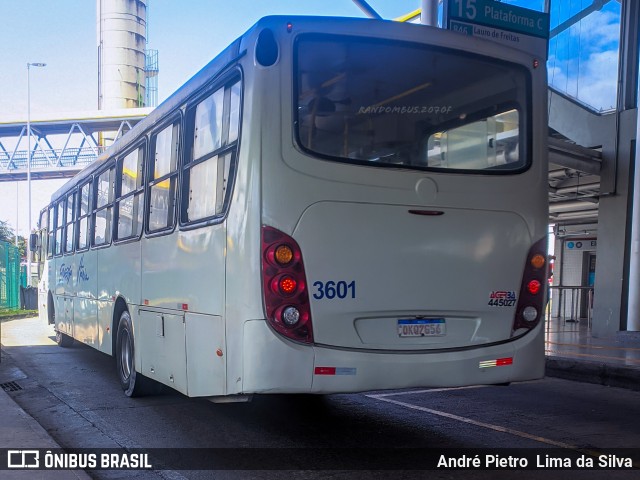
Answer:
1, 313, 639, 478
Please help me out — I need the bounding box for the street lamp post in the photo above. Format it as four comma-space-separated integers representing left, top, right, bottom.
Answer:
26, 62, 46, 286
15, 183, 19, 247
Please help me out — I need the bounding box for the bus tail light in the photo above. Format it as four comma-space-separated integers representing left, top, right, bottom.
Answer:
512, 237, 548, 334
527, 280, 541, 295
261, 226, 313, 343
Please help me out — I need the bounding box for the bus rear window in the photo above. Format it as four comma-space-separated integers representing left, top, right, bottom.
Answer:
295, 35, 530, 173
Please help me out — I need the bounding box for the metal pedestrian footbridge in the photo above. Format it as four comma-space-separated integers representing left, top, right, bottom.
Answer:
0, 108, 152, 181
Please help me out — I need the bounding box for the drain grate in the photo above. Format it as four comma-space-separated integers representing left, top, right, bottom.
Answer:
0, 381, 23, 392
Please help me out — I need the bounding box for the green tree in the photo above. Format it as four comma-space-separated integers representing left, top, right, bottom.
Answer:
0, 220, 26, 258
17, 235, 27, 259
0, 219, 14, 243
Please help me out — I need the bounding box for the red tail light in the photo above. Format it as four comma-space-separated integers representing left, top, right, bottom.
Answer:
527, 280, 541, 295
261, 226, 313, 343
513, 237, 548, 333
272, 275, 298, 296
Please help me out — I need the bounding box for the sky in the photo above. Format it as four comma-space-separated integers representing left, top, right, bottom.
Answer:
0, 0, 623, 238
0, 0, 418, 237
547, 0, 621, 111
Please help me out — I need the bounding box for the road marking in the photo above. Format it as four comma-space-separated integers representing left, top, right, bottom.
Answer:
366, 393, 577, 448
366, 390, 640, 467
545, 348, 640, 365
546, 340, 640, 352
369, 385, 488, 398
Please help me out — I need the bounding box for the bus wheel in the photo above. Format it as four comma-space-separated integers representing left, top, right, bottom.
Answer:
115, 310, 149, 397
55, 330, 74, 348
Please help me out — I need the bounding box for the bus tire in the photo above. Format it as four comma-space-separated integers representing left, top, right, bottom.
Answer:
55, 330, 74, 348
115, 310, 149, 397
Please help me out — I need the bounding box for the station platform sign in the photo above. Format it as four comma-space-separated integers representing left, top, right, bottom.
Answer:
444, 0, 550, 58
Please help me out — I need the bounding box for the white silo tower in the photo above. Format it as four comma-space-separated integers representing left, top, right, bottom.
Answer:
97, 0, 147, 110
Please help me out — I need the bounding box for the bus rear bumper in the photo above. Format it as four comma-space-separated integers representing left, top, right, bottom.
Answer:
311, 324, 545, 393
241, 320, 544, 394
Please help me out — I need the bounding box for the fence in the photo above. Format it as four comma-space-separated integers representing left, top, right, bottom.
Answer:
0, 240, 21, 311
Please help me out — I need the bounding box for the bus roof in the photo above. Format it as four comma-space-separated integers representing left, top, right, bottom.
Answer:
49, 15, 533, 204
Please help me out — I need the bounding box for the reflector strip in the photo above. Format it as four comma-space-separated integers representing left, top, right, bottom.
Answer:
479, 357, 513, 369
315, 367, 336, 375
314, 367, 357, 376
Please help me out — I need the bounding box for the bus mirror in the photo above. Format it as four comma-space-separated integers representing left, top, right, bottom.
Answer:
29, 233, 38, 251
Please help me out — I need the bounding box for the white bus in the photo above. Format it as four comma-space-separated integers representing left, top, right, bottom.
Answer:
34, 16, 548, 399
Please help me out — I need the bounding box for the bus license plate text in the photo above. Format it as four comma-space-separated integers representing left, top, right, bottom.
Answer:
398, 318, 446, 337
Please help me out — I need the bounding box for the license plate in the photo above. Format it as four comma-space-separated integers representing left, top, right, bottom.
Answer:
398, 318, 446, 337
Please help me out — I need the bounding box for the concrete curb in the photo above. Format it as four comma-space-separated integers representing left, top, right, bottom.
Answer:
0, 388, 93, 479
0, 313, 38, 323
545, 356, 640, 391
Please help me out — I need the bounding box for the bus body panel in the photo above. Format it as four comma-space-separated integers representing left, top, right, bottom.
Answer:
222, 64, 265, 396
134, 309, 227, 396
241, 318, 544, 394
185, 312, 226, 396
242, 320, 314, 393
251, 17, 547, 389
55, 295, 73, 339
38, 288, 48, 324
140, 227, 226, 315
293, 201, 531, 349
310, 323, 545, 393
97, 299, 114, 355
53, 254, 73, 338
73, 249, 99, 347
98, 241, 141, 308
138, 308, 188, 394
73, 297, 98, 346
257, 19, 545, 346
269, 17, 548, 242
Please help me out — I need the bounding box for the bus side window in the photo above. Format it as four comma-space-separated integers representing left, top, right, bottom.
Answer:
183, 78, 240, 225
116, 146, 145, 240
77, 181, 92, 250
148, 120, 180, 233
47, 206, 54, 258
93, 166, 114, 246
193, 88, 224, 160
37, 209, 48, 276
228, 82, 240, 144
55, 200, 64, 256
64, 190, 76, 254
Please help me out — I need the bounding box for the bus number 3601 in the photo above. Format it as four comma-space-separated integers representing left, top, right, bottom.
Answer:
312, 281, 356, 300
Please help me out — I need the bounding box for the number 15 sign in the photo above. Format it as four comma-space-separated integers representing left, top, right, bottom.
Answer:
443, 0, 550, 58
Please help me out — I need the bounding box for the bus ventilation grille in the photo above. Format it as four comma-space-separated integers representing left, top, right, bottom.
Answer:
0, 381, 23, 392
